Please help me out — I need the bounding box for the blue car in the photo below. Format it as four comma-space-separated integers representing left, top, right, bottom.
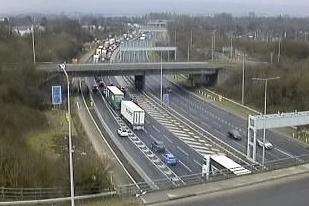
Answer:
164, 153, 178, 166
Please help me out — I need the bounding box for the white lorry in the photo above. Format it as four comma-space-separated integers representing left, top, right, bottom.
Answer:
121, 101, 145, 130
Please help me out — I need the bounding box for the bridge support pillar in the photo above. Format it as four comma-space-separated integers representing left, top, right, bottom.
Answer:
135, 75, 145, 91
188, 72, 219, 87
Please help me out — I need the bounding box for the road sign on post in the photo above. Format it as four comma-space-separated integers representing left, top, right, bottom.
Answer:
52, 86, 62, 105
202, 155, 210, 180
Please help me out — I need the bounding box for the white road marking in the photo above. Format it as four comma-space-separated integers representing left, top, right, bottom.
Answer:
153, 125, 161, 133
178, 160, 192, 173
173, 131, 190, 137
178, 136, 198, 141
194, 159, 202, 167
195, 149, 215, 155
163, 135, 174, 144
177, 146, 189, 156
183, 140, 204, 146
191, 144, 211, 150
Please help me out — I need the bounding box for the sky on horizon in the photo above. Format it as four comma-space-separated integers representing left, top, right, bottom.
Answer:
1, 0, 309, 16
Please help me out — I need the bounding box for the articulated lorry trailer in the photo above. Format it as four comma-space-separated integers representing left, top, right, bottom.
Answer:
121, 100, 145, 130
106, 86, 124, 110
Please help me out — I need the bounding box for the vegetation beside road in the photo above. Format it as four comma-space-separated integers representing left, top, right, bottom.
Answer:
0, 16, 123, 194
166, 14, 309, 114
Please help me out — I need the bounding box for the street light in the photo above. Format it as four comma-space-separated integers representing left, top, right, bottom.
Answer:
252, 76, 280, 165
160, 52, 163, 104
241, 53, 246, 105
59, 63, 75, 206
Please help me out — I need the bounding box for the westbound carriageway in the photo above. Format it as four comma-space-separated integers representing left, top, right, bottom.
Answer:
37, 62, 221, 77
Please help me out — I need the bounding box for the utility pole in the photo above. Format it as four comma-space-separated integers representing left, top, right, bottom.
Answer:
252, 77, 280, 166
175, 29, 177, 46
187, 42, 190, 62
160, 52, 163, 104
211, 31, 216, 62
190, 29, 193, 48
230, 36, 233, 60
211, 35, 214, 61
175, 29, 177, 61
31, 19, 36, 64
278, 38, 281, 63
241, 53, 245, 105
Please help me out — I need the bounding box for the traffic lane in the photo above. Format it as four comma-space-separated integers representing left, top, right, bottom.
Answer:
143, 76, 249, 153
166, 78, 309, 158
166, 93, 288, 163
156, 173, 309, 206
139, 115, 204, 174
92, 77, 189, 186
144, 77, 289, 163
146, 75, 309, 160
170, 85, 309, 159
91, 92, 169, 183
135, 125, 195, 177
107, 76, 202, 176
112, 77, 203, 173
166, 89, 288, 162
108, 75, 203, 176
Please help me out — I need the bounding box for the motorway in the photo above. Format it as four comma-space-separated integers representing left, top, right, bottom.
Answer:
84, 38, 223, 190
143, 74, 309, 164
85, 34, 309, 191
120, 37, 309, 165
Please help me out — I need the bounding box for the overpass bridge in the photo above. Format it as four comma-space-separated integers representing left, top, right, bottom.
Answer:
39, 62, 220, 90
119, 47, 176, 52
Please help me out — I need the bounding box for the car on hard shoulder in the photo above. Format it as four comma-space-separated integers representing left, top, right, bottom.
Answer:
117, 127, 129, 137
227, 129, 242, 140
257, 139, 273, 150
151, 140, 165, 153
164, 152, 178, 166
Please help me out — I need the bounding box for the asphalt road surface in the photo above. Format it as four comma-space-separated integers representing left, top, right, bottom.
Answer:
155, 172, 309, 206
144, 74, 309, 164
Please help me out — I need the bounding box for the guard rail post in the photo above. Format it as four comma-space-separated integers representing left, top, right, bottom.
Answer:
1, 187, 4, 200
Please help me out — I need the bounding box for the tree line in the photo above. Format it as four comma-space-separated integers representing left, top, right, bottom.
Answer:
0, 15, 123, 194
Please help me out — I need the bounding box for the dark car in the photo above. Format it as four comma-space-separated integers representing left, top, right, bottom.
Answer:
120, 86, 126, 94
151, 140, 165, 153
94, 76, 102, 83
228, 129, 242, 140
98, 81, 105, 89
92, 85, 99, 93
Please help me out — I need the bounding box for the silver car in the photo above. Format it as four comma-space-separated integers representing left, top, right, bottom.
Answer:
257, 139, 273, 150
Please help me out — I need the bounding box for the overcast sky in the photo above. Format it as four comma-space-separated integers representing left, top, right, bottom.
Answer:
1, 0, 308, 16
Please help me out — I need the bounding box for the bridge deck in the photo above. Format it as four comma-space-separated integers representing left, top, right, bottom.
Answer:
38, 62, 220, 77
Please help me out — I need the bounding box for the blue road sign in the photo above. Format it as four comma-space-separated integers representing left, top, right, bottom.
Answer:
52, 86, 62, 105
163, 93, 169, 106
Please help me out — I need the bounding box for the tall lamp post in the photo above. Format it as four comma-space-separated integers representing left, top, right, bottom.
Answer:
59, 63, 75, 206
160, 52, 163, 104
241, 53, 246, 105
252, 76, 280, 165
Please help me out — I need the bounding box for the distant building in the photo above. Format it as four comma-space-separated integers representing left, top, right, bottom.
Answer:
14, 26, 32, 36
13, 25, 45, 36
147, 20, 168, 28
